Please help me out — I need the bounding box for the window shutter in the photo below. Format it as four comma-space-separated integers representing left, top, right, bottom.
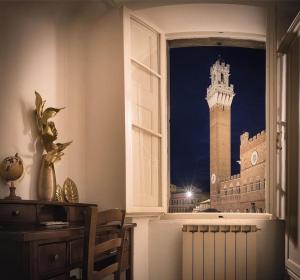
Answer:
278, 12, 300, 278
123, 8, 167, 214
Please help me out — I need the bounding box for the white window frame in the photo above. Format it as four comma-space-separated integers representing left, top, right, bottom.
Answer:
124, 5, 281, 219
164, 6, 279, 218
167, 37, 267, 214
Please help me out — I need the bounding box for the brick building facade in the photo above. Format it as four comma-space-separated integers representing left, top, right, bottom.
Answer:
217, 131, 266, 212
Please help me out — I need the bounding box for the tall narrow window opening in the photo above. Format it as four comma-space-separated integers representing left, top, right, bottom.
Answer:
168, 44, 266, 213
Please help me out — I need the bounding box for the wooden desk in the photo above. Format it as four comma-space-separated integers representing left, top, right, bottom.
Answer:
0, 200, 135, 280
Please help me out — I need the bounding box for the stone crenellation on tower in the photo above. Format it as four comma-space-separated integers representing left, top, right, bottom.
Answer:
240, 131, 265, 153
205, 58, 265, 213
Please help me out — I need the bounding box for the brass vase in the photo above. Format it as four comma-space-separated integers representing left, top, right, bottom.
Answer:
37, 155, 56, 201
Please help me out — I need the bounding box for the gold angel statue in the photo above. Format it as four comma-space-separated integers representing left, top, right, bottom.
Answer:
35, 92, 72, 165
35, 91, 72, 201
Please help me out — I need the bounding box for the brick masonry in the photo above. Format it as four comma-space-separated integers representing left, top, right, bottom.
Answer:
207, 59, 265, 212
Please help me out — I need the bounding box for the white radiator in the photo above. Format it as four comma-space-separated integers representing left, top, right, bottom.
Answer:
182, 224, 259, 280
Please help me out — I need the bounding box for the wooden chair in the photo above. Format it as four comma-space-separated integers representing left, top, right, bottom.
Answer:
82, 208, 126, 280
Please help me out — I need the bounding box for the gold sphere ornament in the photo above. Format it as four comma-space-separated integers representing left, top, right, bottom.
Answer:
0, 153, 24, 200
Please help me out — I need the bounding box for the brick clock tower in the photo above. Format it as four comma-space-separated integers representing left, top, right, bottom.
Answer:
206, 59, 235, 208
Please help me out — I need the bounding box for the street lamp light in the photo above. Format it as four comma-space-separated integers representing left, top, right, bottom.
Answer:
186, 191, 192, 198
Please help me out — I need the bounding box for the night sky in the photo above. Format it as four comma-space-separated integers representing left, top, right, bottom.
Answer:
170, 46, 265, 192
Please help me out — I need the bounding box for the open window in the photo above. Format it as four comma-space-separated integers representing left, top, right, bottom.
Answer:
168, 42, 266, 213
124, 4, 283, 217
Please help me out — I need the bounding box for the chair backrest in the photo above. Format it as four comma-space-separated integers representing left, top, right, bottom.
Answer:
82, 207, 126, 280
97, 209, 125, 228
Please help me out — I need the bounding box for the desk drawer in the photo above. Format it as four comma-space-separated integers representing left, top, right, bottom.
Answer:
0, 204, 36, 223
39, 242, 67, 276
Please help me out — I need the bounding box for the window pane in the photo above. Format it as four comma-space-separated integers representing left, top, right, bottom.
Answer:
132, 126, 162, 207
131, 18, 160, 73
169, 46, 266, 213
131, 62, 161, 134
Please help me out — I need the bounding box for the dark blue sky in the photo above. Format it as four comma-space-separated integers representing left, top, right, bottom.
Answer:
170, 46, 265, 192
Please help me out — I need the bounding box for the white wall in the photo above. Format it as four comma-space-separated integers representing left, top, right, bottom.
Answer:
132, 217, 151, 279
0, 2, 126, 208
0, 3, 60, 199
85, 8, 126, 210
0, 2, 108, 201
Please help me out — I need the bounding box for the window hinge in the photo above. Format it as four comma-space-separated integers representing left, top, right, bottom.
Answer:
276, 121, 286, 151
276, 131, 282, 150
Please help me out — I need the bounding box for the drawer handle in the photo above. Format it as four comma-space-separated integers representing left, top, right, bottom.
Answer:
12, 210, 20, 216
52, 254, 59, 262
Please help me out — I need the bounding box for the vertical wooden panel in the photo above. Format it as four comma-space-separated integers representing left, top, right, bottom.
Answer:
215, 232, 225, 280
226, 232, 236, 280
131, 18, 159, 73
194, 232, 204, 280
131, 63, 161, 133
131, 61, 162, 207
183, 232, 193, 280
236, 232, 247, 280
204, 232, 214, 280
286, 36, 300, 277
125, 10, 167, 213
247, 232, 257, 280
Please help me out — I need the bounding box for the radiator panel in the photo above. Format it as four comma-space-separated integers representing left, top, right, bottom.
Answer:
247, 231, 256, 280
204, 232, 214, 280
236, 232, 247, 280
182, 225, 258, 280
225, 232, 236, 280
215, 232, 225, 280
194, 232, 204, 280
183, 232, 193, 280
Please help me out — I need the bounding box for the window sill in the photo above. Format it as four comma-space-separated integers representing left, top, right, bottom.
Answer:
125, 212, 274, 222
161, 212, 273, 221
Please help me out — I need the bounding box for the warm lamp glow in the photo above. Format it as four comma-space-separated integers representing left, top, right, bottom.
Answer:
186, 191, 192, 198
